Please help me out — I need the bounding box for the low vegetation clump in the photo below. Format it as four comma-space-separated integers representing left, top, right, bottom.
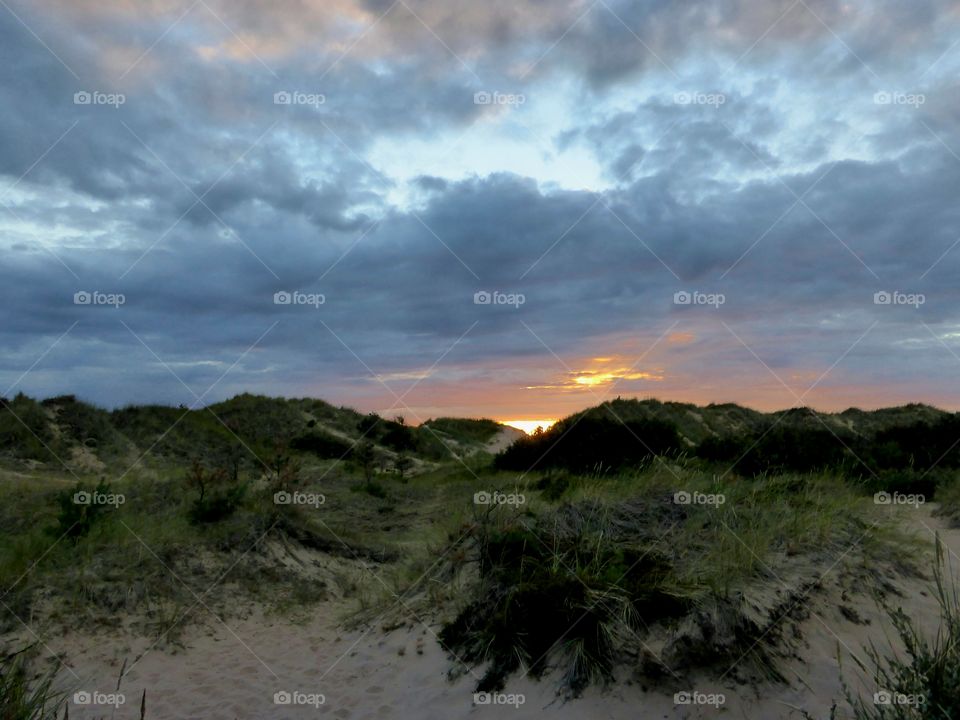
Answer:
184, 461, 247, 524
933, 479, 960, 528
422, 418, 501, 445
439, 468, 895, 695
50, 479, 119, 540
440, 499, 688, 694
0, 394, 58, 462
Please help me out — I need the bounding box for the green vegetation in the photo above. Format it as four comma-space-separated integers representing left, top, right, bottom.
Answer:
422, 417, 501, 445
495, 416, 681, 473
51, 479, 120, 540
0, 392, 957, 703
440, 468, 895, 695
0, 394, 58, 462
495, 399, 960, 503
0, 648, 63, 720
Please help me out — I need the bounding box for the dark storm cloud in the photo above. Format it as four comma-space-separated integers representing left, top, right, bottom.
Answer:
2, 0, 960, 410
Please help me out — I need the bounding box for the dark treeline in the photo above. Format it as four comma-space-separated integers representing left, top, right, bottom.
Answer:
495, 414, 960, 494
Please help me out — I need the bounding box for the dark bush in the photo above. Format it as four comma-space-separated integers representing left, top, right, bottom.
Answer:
441, 505, 688, 695
50, 480, 117, 540
0, 394, 54, 460
290, 430, 353, 458
185, 462, 246, 524
697, 427, 850, 475
381, 422, 415, 451
495, 417, 682, 473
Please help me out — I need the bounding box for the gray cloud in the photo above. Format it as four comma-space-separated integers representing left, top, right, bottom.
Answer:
2, 0, 960, 413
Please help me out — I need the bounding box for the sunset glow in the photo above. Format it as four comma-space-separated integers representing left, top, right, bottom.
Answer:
500, 419, 558, 435
572, 369, 664, 387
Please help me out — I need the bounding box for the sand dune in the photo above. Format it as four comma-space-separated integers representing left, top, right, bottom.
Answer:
47, 504, 960, 720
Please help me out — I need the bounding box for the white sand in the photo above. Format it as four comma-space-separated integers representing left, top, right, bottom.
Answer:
44, 504, 960, 719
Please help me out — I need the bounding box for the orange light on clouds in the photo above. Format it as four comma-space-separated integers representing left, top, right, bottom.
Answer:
572, 369, 663, 386
524, 354, 665, 392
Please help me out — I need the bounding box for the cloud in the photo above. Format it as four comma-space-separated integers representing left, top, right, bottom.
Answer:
1, 0, 960, 415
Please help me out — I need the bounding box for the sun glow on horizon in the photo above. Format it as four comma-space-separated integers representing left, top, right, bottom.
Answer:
501, 419, 558, 435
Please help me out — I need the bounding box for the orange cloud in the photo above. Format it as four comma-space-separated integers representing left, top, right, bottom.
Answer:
667, 331, 695, 344
525, 354, 665, 391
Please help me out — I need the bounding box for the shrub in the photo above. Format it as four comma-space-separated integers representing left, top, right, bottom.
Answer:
696, 427, 849, 475
351, 480, 388, 499
50, 480, 117, 540
0, 394, 53, 461
289, 430, 353, 458
185, 461, 246, 524
440, 502, 688, 695
423, 418, 501, 444
495, 417, 682, 473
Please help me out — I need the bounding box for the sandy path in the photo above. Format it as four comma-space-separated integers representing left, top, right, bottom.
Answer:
49, 504, 960, 719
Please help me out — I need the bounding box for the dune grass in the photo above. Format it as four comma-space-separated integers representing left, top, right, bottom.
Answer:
433, 462, 909, 695
0, 441, 928, 702
844, 539, 960, 719
0, 647, 64, 720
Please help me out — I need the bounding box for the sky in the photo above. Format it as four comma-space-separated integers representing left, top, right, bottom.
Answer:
2, 0, 960, 423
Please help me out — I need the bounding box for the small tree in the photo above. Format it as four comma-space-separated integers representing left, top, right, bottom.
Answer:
269, 438, 290, 483
353, 439, 376, 487
186, 460, 243, 524
220, 420, 245, 482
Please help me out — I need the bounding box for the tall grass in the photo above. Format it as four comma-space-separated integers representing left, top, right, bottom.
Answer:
0, 648, 63, 720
